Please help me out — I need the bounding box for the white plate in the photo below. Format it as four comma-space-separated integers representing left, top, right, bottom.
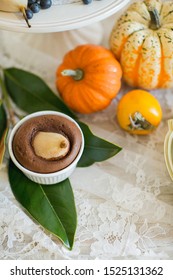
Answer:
0, 0, 130, 33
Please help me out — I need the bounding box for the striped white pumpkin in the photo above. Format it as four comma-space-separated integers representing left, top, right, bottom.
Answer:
110, 0, 173, 89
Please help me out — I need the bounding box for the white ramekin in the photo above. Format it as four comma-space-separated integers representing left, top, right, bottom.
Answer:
8, 111, 84, 185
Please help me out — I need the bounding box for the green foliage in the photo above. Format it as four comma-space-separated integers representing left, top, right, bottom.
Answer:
0, 101, 8, 165
4, 67, 122, 167
3, 67, 122, 249
8, 161, 77, 250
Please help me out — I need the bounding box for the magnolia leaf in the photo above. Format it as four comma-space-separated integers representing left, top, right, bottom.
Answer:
0, 101, 7, 139
4, 67, 76, 119
4, 67, 122, 167
5, 67, 122, 251
0, 128, 8, 166
0, 101, 8, 165
8, 160, 77, 250
78, 121, 122, 167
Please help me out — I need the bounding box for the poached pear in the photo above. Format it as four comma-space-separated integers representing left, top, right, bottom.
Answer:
0, 0, 31, 28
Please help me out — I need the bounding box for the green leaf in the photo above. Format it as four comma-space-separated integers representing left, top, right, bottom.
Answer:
0, 100, 7, 140
0, 128, 8, 166
78, 122, 122, 167
4, 67, 122, 167
8, 160, 77, 250
4, 67, 76, 119
0, 101, 8, 165
5, 67, 122, 251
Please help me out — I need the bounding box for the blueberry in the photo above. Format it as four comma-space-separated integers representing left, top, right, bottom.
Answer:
28, 0, 36, 5
40, 0, 52, 9
30, 3, 41, 13
25, 8, 33, 19
82, 0, 93, 4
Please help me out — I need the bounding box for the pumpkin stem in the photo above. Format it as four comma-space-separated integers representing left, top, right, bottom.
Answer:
148, 9, 161, 30
61, 69, 84, 81
128, 112, 154, 131
144, 0, 161, 30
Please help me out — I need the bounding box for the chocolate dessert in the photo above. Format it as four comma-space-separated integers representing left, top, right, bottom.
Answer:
12, 114, 82, 173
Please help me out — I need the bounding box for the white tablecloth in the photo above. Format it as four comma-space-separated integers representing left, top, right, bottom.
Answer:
0, 14, 173, 260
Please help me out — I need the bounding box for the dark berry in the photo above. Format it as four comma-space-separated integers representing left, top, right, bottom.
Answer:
25, 8, 33, 19
82, 0, 93, 4
30, 3, 41, 13
40, 0, 52, 9
28, 0, 36, 5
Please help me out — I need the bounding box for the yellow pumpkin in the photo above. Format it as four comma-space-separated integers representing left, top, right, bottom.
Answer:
110, 0, 173, 89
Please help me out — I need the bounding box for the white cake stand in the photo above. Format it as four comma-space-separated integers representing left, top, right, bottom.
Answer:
0, 0, 130, 32
0, 0, 130, 58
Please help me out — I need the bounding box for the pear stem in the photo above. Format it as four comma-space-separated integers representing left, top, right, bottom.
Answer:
20, 7, 31, 28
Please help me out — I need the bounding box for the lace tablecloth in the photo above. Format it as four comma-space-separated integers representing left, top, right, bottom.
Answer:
0, 14, 173, 260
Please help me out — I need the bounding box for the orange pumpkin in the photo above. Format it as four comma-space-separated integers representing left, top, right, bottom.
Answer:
56, 44, 122, 114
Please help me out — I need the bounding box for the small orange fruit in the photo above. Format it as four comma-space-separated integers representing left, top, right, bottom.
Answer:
117, 89, 162, 135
